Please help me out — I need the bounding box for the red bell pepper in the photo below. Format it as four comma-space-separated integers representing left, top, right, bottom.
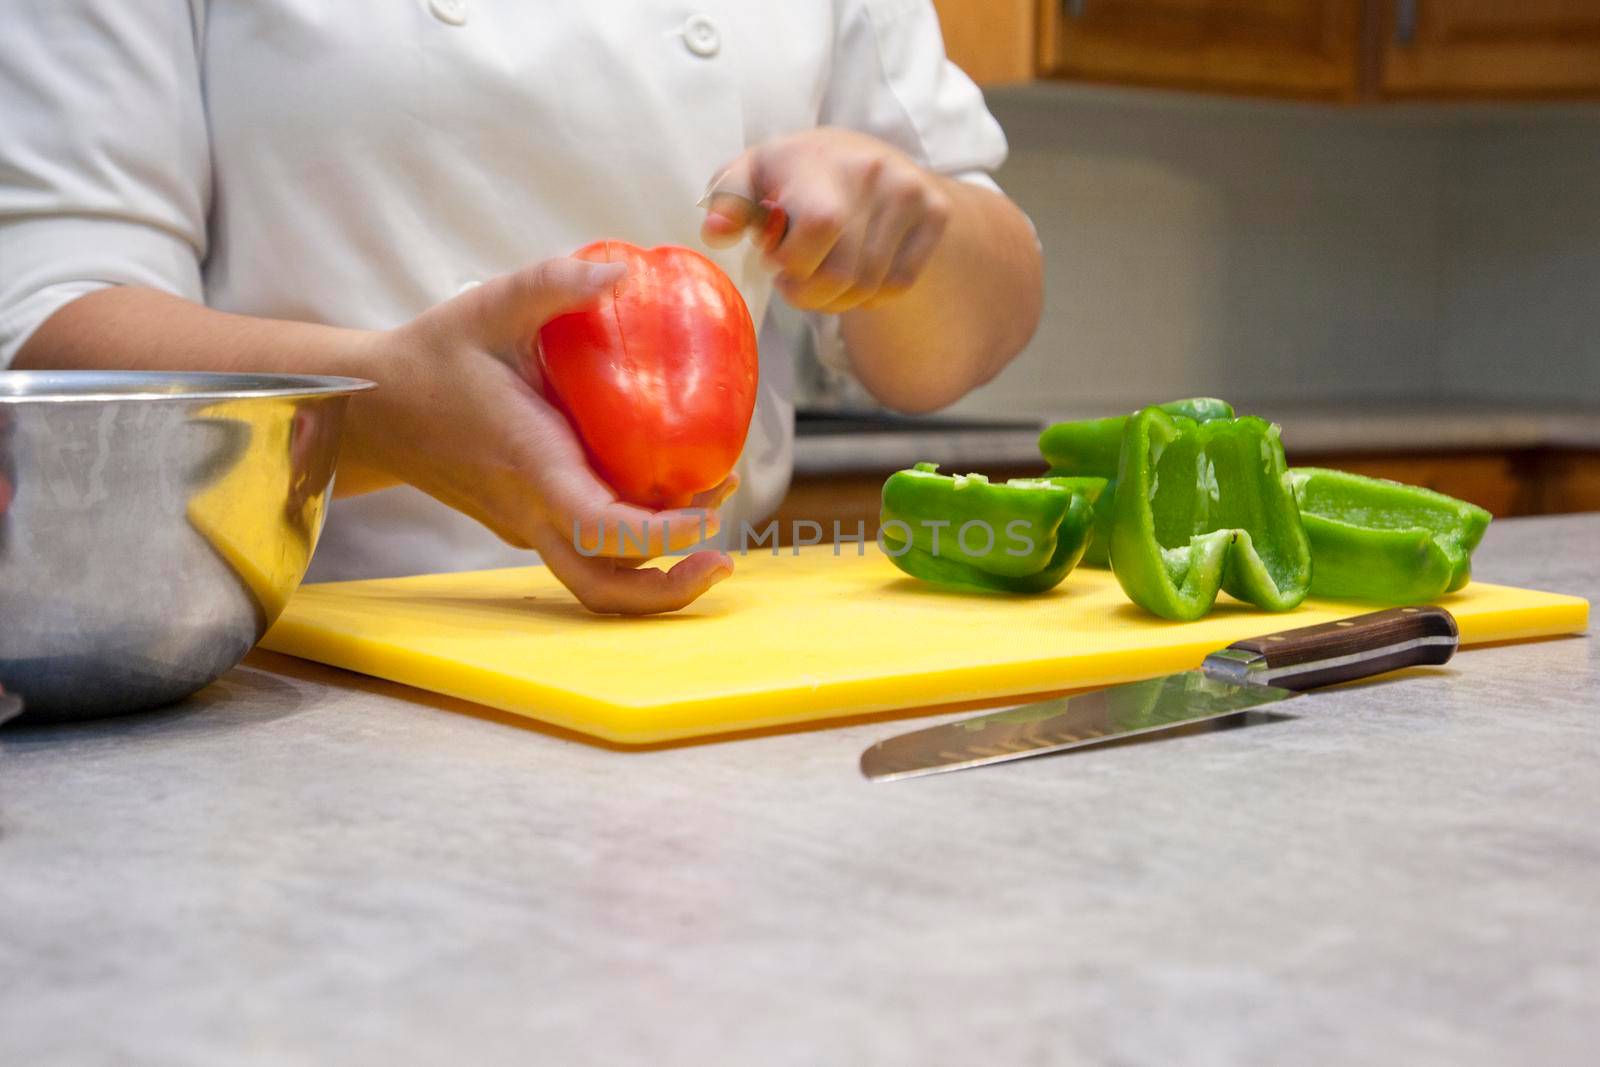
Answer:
537, 241, 759, 510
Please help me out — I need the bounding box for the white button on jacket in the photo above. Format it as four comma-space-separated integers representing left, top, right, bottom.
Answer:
429, 0, 469, 27
0, 2, 1010, 581
683, 15, 721, 57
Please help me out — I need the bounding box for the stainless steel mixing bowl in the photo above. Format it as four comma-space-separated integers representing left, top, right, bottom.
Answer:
0, 371, 373, 723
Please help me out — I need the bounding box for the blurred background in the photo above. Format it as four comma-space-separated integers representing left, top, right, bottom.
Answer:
782, 0, 1600, 539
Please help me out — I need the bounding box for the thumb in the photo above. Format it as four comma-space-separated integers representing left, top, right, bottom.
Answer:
458, 256, 627, 352
699, 152, 763, 249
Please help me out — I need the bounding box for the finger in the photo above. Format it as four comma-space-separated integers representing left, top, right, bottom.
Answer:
690, 474, 739, 511
882, 214, 949, 294
814, 289, 877, 316
810, 212, 901, 312
699, 152, 761, 247
835, 193, 920, 309
454, 369, 721, 558
702, 199, 789, 254
756, 204, 789, 255
459, 256, 627, 352
816, 269, 907, 313
778, 272, 857, 313
555, 497, 723, 559
767, 194, 847, 285
700, 192, 761, 249
535, 454, 724, 558
777, 207, 872, 310
534, 527, 735, 615
849, 289, 909, 313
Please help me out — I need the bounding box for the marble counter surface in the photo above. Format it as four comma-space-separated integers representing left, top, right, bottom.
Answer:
2, 516, 1596, 1066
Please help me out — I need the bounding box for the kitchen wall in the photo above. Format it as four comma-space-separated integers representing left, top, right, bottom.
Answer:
859, 84, 1600, 420
1440, 112, 1600, 406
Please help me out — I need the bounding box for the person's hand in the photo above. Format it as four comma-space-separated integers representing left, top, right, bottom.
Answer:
701, 128, 952, 314
344, 257, 736, 614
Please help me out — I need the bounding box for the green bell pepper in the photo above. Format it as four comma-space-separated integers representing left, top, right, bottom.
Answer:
1287, 467, 1491, 603
879, 463, 1102, 594
1110, 407, 1312, 621
1039, 398, 1235, 566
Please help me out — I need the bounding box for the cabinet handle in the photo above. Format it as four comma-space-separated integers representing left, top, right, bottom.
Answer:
1064, 0, 1087, 18
1395, 0, 1417, 45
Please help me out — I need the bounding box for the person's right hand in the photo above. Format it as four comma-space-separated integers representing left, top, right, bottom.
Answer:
341, 257, 735, 615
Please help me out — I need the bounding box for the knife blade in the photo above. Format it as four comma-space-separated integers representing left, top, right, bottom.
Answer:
860, 605, 1460, 782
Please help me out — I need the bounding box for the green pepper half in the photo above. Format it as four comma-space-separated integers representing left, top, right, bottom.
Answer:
1287, 467, 1491, 603
1110, 407, 1311, 621
880, 463, 1102, 594
1039, 398, 1235, 566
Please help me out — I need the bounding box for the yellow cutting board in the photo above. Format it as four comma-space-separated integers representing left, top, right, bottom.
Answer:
261, 545, 1589, 744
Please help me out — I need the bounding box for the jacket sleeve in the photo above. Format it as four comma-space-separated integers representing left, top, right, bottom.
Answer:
0, 1, 211, 366
804, 0, 1020, 374
820, 0, 1009, 192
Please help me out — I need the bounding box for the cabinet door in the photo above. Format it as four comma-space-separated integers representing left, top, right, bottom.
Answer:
931, 0, 1037, 85
1285, 452, 1532, 516
1378, 1, 1600, 98
1039, 0, 1365, 100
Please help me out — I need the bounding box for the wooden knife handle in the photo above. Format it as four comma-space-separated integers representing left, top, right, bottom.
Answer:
1220, 606, 1459, 691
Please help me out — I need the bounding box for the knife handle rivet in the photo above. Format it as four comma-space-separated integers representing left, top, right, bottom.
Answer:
1401, 607, 1419, 614
1265, 635, 1285, 642
1335, 621, 1354, 627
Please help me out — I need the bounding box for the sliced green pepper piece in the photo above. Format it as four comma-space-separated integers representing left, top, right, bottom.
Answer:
1287, 467, 1491, 602
880, 463, 1101, 594
1110, 407, 1311, 621
1046, 465, 1119, 568
1039, 398, 1234, 566
1040, 397, 1235, 474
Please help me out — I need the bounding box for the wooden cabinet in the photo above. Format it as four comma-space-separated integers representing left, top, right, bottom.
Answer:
770, 473, 897, 547
1376, 1, 1600, 98
1038, 0, 1366, 100
931, 0, 1038, 84
1285, 450, 1532, 517
929, 0, 1600, 100
1523, 450, 1600, 515
1286, 450, 1600, 517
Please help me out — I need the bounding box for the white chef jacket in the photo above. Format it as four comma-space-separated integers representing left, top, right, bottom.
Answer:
0, 1, 1009, 581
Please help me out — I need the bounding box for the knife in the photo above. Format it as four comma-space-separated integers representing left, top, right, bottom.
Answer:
860, 605, 1459, 782
698, 170, 789, 254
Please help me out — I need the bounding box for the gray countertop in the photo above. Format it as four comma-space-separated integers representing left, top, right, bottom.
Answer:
3, 515, 1597, 1065
793, 402, 1600, 475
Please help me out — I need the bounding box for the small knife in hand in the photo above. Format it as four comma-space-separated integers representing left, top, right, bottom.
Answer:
698, 171, 789, 254
860, 606, 1460, 782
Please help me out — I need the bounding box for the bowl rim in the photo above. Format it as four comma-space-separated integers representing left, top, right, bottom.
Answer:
0, 370, 376, 404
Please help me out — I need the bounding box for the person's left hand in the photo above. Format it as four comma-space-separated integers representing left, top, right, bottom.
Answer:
701, 128, 952, 314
